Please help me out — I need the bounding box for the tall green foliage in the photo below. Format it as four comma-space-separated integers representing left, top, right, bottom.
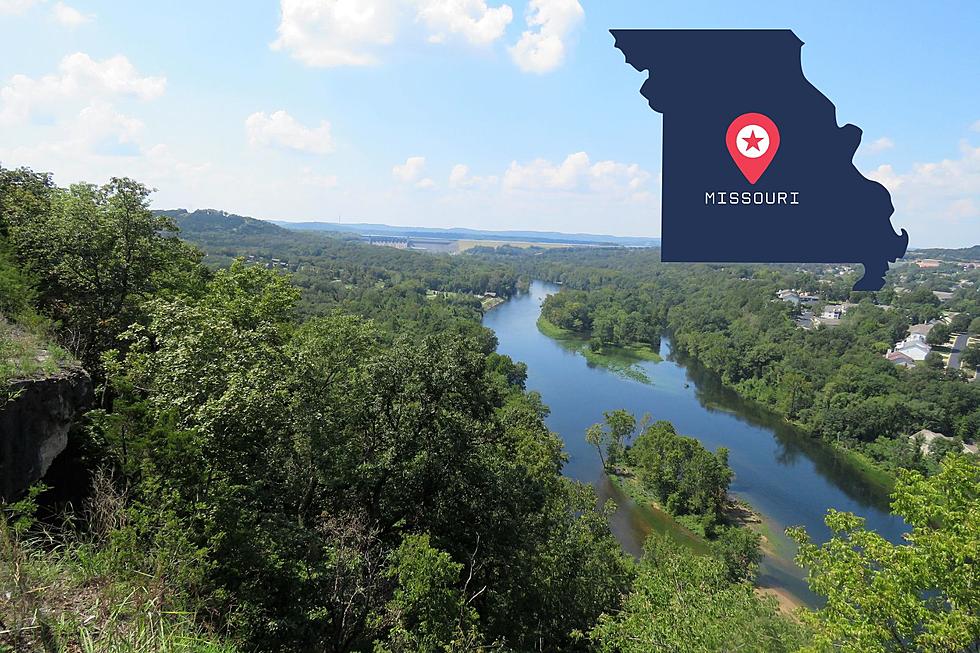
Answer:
4, 172, 204, 371
630, 420, 732, 524
99, 262, 633, 651
590, 535, 806, 652
789, 454, 980, 652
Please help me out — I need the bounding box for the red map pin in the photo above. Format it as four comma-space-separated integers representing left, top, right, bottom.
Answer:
726, 112, 780, 184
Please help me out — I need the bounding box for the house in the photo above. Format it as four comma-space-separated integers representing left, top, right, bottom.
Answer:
820, 302, 854, 320
799, 292, 820, 303
812, 303, 853, 328
885, 351, 916, 367
915, 259, 942, 268
908, 323, 934, 337
891, 332, 932, 361
813, 316, 841, 327
933, 291, 955, 302
794, 310, 815, 330
776, 289, 800, 305
777, 289, 820, 306
908, 429, 975, 455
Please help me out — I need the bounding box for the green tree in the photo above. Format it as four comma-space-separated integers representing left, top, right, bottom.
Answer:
103, 262, 633, 651
586, 410, 637, 470
927, 322, 951, 346
711, 525, 763, 583
789, 455, 980, 652
374, 534, 484, 652
603, 409, 635, 466
927, 435, 964, 462
949, 313, 972, 333
961, 344, 980, 371
586, 423, 607, 470
590, 535, 805, 652
629, 420, 732, 524
6, 176, 202, 370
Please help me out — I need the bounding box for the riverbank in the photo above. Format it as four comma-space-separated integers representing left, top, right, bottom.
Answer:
607, 467, 806, 613
667, 341, 900, 499
609, 466, 771, 551
481, 295, 505, 311
536, 316, 661, 382
831, 443, 896, 496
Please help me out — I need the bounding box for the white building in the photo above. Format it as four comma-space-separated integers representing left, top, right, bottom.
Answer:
892, 332, 932, 361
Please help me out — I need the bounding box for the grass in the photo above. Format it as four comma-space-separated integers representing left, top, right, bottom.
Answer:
607, 470, 711, 555
536, 316, 662, 383
0, 481, 236, 653
831, 443, 897, 497
533, 314, 569, 339
0, 316, 72, 382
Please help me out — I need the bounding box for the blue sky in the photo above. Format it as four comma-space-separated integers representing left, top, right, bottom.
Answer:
0, 1, 978, 246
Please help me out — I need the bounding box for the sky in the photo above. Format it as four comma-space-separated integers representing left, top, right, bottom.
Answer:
0, 1, 978, 246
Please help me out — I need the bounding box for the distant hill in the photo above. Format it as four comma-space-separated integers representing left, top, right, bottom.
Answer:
273, 220, 660, 247
909, 245, 980, 261
156, 208, 661, 251
157, 208, 286, 237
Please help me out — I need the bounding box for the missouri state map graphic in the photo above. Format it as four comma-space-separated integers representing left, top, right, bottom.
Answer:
612, 29, 908, 291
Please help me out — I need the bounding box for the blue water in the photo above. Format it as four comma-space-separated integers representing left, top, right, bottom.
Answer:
484, 281, 908, 606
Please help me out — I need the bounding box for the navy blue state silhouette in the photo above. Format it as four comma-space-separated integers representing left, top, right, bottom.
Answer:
611, 29, 908, 290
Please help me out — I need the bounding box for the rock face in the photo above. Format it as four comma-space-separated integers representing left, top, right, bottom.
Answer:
1, 367, 92, 500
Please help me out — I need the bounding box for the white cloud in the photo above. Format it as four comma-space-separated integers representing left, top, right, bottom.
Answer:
392, 156, 436, 188
0, 102, 143, 163
449, 163, 497, 188
0, 53, 165, 125
971, 120, 980, 133
867, 136, 894, 153
300, 166, 338, 188
509, 0, 583, 74
51, 2, 93, 27
503, 151, 650, 199
393, 155, 426, 182
415, 0, 512, 45
245, 110, 334, 154
0, 0, 40, 15
271, 0, 397, 67
868, 139, 980, 240
272, 0, 560, 68
77, 102, 143, 146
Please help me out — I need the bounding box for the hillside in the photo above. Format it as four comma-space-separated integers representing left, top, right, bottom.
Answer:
909, 245, 980, 261
156, 208, 289, 238
275, 220, 661, 247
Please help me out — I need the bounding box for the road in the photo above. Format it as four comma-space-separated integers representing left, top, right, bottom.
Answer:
948, 332, 970, 370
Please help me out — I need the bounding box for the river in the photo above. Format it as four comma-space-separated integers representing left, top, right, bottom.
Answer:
483, 281, 908, 607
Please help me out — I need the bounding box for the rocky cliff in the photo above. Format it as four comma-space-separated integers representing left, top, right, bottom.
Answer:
1, 367, 92, 500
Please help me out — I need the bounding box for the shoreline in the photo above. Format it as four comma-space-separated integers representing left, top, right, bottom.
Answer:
608, 468, 808, 613
665, 340, 900, 496
536, 316, 662, 383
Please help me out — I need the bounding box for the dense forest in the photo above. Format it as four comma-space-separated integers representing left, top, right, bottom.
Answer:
2, 168, 978, 651
161, 208, 525, 334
